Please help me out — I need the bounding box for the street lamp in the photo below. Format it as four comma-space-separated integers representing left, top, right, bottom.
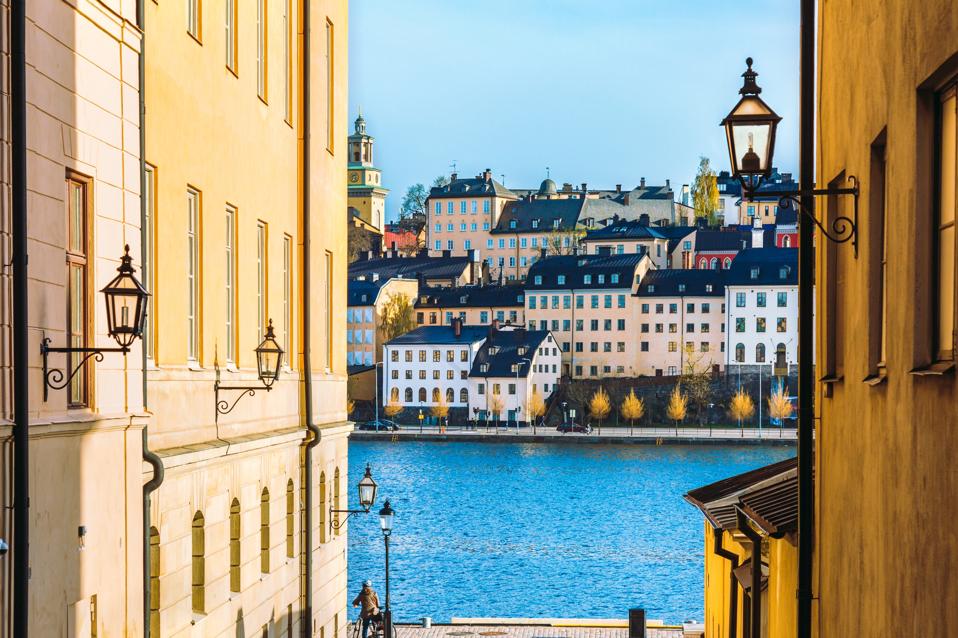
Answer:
41, 245, 150, 400
214, 320, 284, 420
329, 464, 379, 531
379, 500, 395, 638
516, 357, 530, 434
723, 57, 861, 255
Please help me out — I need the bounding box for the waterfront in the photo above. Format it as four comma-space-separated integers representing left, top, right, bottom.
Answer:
346, 441, 793, 625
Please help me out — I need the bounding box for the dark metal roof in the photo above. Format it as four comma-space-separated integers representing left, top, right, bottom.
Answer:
695, 229, 752, 252
416, 284, 525, 309
684, 457, 797, 530
654, 226, 697, 253
526, 252, 647, 290
583, 219, 667, 241
349, 253, 472, 282
347, 278, 389, 306
384, 325, 488, 347
635, 269, 727, 297
492, 197, 585, 234
429, 175, 516, 199
469, 329, 552, 378
739, 474, 798, 536
775, 207, 798, 226
726, 248, 799, 286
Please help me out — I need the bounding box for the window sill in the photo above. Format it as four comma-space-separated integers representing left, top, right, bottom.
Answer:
187, 360, 204, 372
820, 374, 843, 384
863, 370, 887, 386
909, 361, 956, 376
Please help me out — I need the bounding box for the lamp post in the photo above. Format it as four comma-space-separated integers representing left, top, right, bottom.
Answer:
516, 357, 530, 434
373, 361, 385, 427
379, 500, 395, 638
561, 401, 568, 427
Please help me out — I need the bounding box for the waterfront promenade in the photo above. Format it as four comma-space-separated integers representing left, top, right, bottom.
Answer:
351, 424, 795, 445
388, 622, 686, 638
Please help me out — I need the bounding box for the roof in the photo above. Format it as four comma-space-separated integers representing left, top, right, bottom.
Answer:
384, 325, 488, 347
654, 226, 697, 253
492, 197, 585, 234
347, 278, 389, 306
469, 329, 551, 378
582, 219, 667, 241
695, 229, 752, 252
635, 269, 727, 297
429, 173, 516, 200
416, 284, 525, 309
526, 252, 647, 290
739, 472, 798, 536
775, 207, 798, 226
726, 248, 799, 286
684, 457, 797, 530
538, 178, 558, 196
349, 252, 472, 282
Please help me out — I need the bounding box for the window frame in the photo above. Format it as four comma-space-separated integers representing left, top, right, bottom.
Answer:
66, 171, 93, 407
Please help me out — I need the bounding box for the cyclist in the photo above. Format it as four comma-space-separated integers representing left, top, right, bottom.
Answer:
352, 580, 382, 638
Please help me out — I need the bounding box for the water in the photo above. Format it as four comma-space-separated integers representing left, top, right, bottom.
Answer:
346, 441, 792, 625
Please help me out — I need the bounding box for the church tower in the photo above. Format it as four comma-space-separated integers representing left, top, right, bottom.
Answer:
347, 109, 388, 233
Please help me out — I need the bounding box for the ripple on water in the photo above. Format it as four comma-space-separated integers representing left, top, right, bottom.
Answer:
347, 441, 792, 625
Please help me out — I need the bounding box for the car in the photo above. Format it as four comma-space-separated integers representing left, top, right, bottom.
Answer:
356, 420, 400, 432
556, 422, 592, 434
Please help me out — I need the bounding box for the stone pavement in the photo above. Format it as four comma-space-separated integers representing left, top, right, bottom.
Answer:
390, 624, 683, 638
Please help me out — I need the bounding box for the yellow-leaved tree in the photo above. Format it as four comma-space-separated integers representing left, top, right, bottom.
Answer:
768, 385, 793, 421
489, 391, 504, 430
666, 384, 688, 433
527, 390, 546, 431
379, 293, 418, 342
430, 392, 449, 421
620, 389, 646, 435
729, 388, 755, 435
589, 387, 611, 433
383, 401, 403, 419
346, 398, 356, 416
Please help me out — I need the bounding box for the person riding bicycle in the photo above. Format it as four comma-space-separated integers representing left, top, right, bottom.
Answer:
352, 580, 382, 638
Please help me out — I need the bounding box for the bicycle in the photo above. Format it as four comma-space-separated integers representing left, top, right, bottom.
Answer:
351, 614, 397, 638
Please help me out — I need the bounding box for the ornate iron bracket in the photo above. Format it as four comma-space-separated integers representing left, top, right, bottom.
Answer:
214, 377, 271, 422
743, 175, 860, 257
41, 337, 128, 402
329, 506, 371, 531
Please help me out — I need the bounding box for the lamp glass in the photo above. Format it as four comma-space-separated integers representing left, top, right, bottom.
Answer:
379, 501, 394, 533
101, 245, 149, 348
357, 465, 378, 509
255, 320, 284, 388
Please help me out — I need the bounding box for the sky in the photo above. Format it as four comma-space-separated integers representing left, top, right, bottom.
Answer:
348, 0, 800, 222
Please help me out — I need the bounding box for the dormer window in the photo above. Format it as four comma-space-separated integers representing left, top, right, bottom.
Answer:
532, 219, 540, 229
489, 346, 500, 355
678, 284, 686, 292
598, 274, 605, 284
460, 295, 467, 303
510, 364, 518, 373
779, 267, 789, 279
480, 363, 489, 372
517, 295, 524, 303
517, 346, 526, 356
648, 284, 656, 293
584, 274, 592, 285
534, 275, 542, 285
750, 267, 760, 280
553, 219, 561, 229
361, 294, 368, 302
557, 275, 566, 285
509, 220, 517, 229
611, 274, 620, 284
420, 296, 427, 303
705, 284, 713, 292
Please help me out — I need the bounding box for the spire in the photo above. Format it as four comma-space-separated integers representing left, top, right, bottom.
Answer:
354, 107, 366, 135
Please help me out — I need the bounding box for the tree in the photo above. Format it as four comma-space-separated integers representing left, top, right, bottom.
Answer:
347, 221, 377, 262
729, 388, 755, 435
768, 385, 794, 421
620, 389, 646, 435
346, 399, 356, 416
489, 391, 504, 431
681, 343, 713, 426
691, 156, 720, 225
527, 390, 546, 430
666, 384, 688, 433
545, 227, 585, 256
379, 293, 417, 342
399, 183, 428, 219
430, 392, 449, 421
383, 401, 403, 419
432, 175, 449, 188
589, 387, 611, 433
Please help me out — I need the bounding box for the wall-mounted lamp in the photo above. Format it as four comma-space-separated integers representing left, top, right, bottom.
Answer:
214, 319, 283, 421
329, 464, 379, 531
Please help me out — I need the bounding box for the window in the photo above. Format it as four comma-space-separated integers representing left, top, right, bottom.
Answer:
736, 318, 745, 332
286, 480, 294, 558
701, 323, 710, 333
736, 292, 746, 307
757, 317, 767, 332
404, 388, 413, 402
777, 317, 787, 332
332, 468, 341, 534
187, 188, 201, 362
187, 0, 201, 39
66, 174, 90, 406
283, 236, 293, 362
756, 343, 767, 363
641, 303, 649, 313
225, 0, 237, 72
934, 82, 957, 361
230, 499, 241, 592
590, 319, 599, 331
757, 292, 767, 307
257, 0, 268, 99
777, 292, 787, 307
701, 342, 709, 352
283, 0, 292, 120
669, 323, 677, 333
686, 323, 694, 333
226, 207, 237, 363
702, 303, 711, 313
418, 388, 427, 402
668, 342, 677, 352
461, 350, 468, 362
584, 274, 592, 285
591, 296, 599, 309
257, 223, 268, 341
446, 387, 455, 403
325, 19, 335, 152
149, 527, 161, 635
461, 201, 467, 214
735, 343, 745, 362
319, 472, 327, 543
260, 488, 271, 573
143, 165, 156, 361
325, 251, 333, 370
618, 295, 626, 308
576, 296, 584, 309
192, 511, 205, 613
433, 350, 440, 362
641, 341, 649, 352
669, 303, 677, 314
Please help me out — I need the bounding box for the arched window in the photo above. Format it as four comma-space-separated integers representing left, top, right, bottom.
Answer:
230, 499, 241, 592
710, 257, 719, 270
723, 257, 732, 269
735, 343, 745, 363
286, 479, 295, 558
191, 511, 205, 613
390, 387, 399, 402
404, 388, 413, 402
260, 488, 271, 573
149, 527, 160, 636
699, 258, 707, 269
333, 468, 341, 535
432, 388, 440, 403
418, 387, 427, 402
460, 388, 468, 404
445, 387, 454, 403
756, 343, 766, 363
319, 472, 327, 544
782, 236, 791, 247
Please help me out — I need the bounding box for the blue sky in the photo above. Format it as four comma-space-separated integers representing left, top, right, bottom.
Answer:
348, 0, 799, 222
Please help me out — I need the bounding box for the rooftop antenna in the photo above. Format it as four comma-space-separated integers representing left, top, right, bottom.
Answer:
450, 161, 457, 174
500, 174, 506, 185
546, 166, 551, 179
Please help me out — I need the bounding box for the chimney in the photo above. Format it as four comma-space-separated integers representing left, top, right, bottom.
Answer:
450, 172, 458, 182
442, 249, 451, 258
752, 217, 764, 248
491, 318, 500, 332
483, 168, 492, 183
640, 177, 646, 188
366, 250, 375, 260
390, 241, 397, 250
416, 271, 426, 288
581, 182, 587, 193
453, 317, 462, 337
540, 247, 547, 259
665, 179, 671, 189
616, 184, 622, 194
562, 182, 573, 192
639, 213, 650, 227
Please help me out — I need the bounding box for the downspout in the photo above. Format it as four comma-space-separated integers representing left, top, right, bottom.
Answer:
737, 511, 763, 638
11, 0, 29, 635
797, 0, 815, 636
301, 2, 321, 635
137, 5, 165, 637
713, 528, 739, 638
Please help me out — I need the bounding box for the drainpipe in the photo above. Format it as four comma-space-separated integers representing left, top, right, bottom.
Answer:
737, 511, 763, 638
301, 3, 321, 636
797, 0, 815, 636
136, 6, 165, 638
713, 527, 739, 638
11, 0, 29, 635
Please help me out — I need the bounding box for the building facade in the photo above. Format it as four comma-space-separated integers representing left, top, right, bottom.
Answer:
347, 111, 388, 233
347, 276, 419, 368
415, 284, 526, 327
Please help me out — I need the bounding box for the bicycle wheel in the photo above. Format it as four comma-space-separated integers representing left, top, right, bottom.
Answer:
351, 620, 362, 638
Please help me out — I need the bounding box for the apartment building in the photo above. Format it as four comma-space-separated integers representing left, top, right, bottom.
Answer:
635, 270, 728, 376
725, 248, 799, 370
426, 170, 518, 257
415, 284, 526, 327
347, 276, 418, 367
525, 253, 654, 378
350, 250, 485, 287
580, 216, 672, 268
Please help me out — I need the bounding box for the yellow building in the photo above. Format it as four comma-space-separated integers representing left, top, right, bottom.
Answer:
685, 458, 797, 638
347, 111, 388, 233
812, 2, 958, 636
142, 0, 350, 636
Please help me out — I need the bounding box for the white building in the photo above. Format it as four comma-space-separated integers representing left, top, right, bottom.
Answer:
725, 248, 800, 368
